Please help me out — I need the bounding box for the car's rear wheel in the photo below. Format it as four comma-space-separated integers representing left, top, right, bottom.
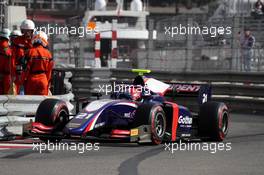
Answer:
198, 101, 229, 141
133, 103, 166, 145
35, 99, 69, 142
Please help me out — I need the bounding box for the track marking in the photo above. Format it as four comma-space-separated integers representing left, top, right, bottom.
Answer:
0, 143, 34, 150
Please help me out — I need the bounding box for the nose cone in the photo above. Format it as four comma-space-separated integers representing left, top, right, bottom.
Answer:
65, 121, 89, 135
65, 112, 98, 135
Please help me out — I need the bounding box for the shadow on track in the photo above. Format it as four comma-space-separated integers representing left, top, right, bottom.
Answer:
118, 146, 163, 175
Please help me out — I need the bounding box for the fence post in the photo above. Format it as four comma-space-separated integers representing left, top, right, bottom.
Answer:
94, 32, 101, 68
185, 17, 193, 72
111, 19, 118, 68
231, 16, 240, 71
77, 37, 85, 68
51, 0, 54, 9
147, 19, 154, 69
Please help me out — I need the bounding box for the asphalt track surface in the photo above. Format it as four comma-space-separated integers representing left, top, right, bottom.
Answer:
0, 113, 264, 175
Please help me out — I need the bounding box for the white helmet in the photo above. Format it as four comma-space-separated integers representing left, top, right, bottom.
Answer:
10, 30, 22, 37
32, 31, 48, 47
20, 19, 35, 30
0, 28, 11, 40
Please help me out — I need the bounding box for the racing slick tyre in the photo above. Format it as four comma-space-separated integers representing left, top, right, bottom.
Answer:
198, 102, 229, 141
35, 99, 69, 142
133, 103, 166, 145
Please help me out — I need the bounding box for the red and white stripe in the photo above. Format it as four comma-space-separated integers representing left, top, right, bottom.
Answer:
0, 143, 34, 150
94, 32, 101, 68
82, 110, 103, 135
111, 20, 118, 68
111, 30, 117, 60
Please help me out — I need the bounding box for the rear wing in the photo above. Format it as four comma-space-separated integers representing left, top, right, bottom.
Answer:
164, 83, 212, 112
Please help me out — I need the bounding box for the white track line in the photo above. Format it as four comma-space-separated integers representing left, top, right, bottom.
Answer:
0, 143, 34, 149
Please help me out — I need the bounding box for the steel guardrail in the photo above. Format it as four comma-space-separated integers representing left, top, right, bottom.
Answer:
54, 68, 264, 113
0, 71, 75, 131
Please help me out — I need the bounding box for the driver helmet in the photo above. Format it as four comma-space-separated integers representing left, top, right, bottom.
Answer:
129, 85, 142, 101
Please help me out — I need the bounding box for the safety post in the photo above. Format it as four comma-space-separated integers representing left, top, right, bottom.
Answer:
94, 31, 101, 68
111, 19, 118, 68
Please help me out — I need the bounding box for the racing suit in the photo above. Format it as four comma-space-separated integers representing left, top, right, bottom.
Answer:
23, 44, 53, 95
12, 35, 33, 93
0, 40, 13, 94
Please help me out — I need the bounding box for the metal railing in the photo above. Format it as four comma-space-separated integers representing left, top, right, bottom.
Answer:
55, 68, 264, 114
0, 71, 74, 131
9, 0, 80, 10
50, 15, 264, 72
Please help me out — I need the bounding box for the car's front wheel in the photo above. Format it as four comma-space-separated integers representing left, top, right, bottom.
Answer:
35, 99, 69, 142
133, 103, 166, 145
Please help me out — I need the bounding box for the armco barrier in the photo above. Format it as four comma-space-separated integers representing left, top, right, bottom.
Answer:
111, 69, 264, 113
55, 68, 264, 114
111, 69, 264, 84
213, 96, 264, 114
0, 71, 74, 132
3, 93, 74, 116
69, 68, 111, 99
0, 96, 8, 116
4, 95, 45, 116
0, 93, 74, 125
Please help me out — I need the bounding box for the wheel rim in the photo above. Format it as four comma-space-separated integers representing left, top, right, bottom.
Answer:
58, 109, 68, 124
155, 113, 165, 137
221, 112, 228, 134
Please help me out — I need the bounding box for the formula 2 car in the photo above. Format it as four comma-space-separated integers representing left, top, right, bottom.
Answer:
28, 69, 229, 145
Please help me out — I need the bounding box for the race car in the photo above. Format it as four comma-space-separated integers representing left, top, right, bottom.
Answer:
28, 69, 229, 145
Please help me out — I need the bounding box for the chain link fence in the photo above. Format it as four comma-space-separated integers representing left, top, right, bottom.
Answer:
137, 15, 264, 72
41, 6, 264, 72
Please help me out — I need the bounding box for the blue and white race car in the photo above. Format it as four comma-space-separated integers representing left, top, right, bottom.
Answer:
29, 69, 229, 145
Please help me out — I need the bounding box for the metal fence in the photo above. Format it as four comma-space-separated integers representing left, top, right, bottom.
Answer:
49, 14, 264, 72
8, 0, 264, 72
149, 15, 264, 72
8, 0, 90, 11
